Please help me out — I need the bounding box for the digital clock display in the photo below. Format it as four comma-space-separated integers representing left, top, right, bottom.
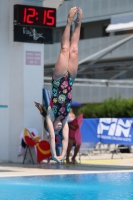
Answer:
14, 4, 56, 28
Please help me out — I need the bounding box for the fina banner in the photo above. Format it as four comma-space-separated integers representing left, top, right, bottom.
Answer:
81, 118, 133, 145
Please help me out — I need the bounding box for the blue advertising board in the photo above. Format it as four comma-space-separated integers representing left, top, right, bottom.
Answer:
81, 118, 133, 145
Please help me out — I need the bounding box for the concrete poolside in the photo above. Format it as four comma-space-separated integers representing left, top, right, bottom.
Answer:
0, 152, 133, 177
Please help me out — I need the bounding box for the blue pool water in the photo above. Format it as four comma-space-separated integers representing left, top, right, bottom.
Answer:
0, 172, 133, 200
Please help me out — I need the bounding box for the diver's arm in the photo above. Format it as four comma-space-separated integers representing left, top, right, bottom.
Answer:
46, 116, 59, 162
59, 121, 69, 160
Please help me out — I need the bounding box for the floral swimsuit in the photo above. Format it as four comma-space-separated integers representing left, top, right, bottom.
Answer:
50, 71, 74, 121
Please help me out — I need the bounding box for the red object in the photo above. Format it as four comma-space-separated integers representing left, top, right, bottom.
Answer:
24, 136, 36, 147
43, 10, 55, 25
68, 114, 83, 145
35, 140, 51, 162
31, 132, 35, 137
23, 8, 36, 24
23, 128, 51, 162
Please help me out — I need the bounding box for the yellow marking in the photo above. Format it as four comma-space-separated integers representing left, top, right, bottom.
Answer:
36, 143, 51, 155
24, 128, 40, 142
24, 128, 29, 137
81, 160, 119, 164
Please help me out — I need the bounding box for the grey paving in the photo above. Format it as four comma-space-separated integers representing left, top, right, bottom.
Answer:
0, 152, 133, 177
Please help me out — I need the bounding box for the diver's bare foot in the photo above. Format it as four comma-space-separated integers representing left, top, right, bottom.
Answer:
67, 7, 78, 23
74, 7, 82, 25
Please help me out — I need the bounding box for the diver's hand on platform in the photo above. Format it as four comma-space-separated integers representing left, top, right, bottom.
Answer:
52, 156, 61, 163
58, 155, 65, 162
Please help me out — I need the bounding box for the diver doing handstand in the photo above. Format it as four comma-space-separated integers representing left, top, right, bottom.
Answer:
35, 7, 82, 163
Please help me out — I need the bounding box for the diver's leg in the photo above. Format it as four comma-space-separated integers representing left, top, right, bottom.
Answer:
53, 7, 78, 79
68, 8, 82, 78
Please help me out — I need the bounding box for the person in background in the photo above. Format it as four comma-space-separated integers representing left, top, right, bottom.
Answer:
68, 108, 76, 121
66, 110, 83, 164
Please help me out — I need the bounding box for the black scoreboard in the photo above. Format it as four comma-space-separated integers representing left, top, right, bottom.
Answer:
14, 4, 56, 43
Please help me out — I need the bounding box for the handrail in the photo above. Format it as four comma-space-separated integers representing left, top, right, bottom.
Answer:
0, 105, 8, 108
44, 77, 133, 87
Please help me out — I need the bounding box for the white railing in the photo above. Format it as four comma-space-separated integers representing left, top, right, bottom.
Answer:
44, 76, 133, 87
44, 77, 133, 103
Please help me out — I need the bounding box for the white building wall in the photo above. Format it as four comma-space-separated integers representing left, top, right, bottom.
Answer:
0, 0, 44, 162
0, 0, 10, 161
23, 43, 44, 131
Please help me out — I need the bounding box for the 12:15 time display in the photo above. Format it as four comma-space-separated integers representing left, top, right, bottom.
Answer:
14, 4, 56, 28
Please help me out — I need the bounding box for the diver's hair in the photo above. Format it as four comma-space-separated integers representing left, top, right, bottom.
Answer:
40, 106, 48, 132
44, 119, 48, 132
41, 109, 47, 118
